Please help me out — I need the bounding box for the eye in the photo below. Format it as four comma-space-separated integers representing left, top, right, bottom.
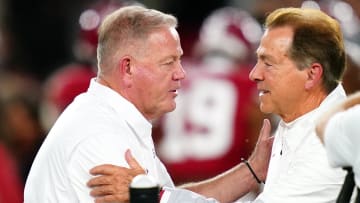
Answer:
264, 62, 272, 67
161, 56, 181, 67
164, 61, 174, 65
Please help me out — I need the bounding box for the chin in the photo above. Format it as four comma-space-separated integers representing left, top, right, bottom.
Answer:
161, 103, 176, 114
259, 104, 272, 114
167, 104, 176, 112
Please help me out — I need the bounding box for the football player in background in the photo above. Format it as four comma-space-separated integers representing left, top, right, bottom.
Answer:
154, 7, 270, 190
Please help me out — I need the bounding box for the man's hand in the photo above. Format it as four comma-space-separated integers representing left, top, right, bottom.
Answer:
87, 149, 145, 203
248, 119, 274, 182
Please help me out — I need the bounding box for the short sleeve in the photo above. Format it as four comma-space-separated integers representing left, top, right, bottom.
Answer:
324, 105, 360, 168
67, 132, 130, 202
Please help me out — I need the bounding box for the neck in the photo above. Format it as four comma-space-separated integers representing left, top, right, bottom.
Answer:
97, 75, 154, 121
96, 75, 112, 88
281, 88, 328, 122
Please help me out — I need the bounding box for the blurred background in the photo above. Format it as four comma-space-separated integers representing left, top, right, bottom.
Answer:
0, 0, 359, 202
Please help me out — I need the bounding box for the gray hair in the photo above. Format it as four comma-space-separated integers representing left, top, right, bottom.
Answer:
97, 5, 178, 74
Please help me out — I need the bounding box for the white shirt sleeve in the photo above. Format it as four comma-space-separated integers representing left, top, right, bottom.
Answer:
67, 133, 129, 202
160, 187, 219, 203
324, 105, 360, 168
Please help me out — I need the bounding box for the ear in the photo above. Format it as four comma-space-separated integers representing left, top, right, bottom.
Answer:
119, 56, 132, 75
305, 63, 323, 89
118, 56, 133, 87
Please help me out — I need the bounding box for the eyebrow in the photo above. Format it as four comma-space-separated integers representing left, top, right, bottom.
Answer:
159, 54, 182, 64
257, 52, 277, 63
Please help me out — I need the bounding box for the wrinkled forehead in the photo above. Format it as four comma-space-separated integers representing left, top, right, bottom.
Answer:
258, 27, 293, 53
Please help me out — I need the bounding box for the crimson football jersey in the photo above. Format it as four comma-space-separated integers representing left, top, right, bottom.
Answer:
154, 60, 266, 184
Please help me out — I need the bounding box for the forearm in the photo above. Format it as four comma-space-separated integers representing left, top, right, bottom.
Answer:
178, 118, 273, 203
342, 91, 360, 110
179, 163, 259, 203
316, 91, 360, 142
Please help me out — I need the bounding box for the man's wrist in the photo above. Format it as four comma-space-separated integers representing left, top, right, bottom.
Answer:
242, 158, 265, 184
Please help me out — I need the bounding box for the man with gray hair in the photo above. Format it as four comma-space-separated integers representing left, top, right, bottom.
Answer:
24, 5, 273, 203
87, 6, 351, 203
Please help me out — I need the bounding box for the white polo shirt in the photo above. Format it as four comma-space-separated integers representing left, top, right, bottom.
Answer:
254, 85, 347, 203
24, 79, 174, 202
324, 104, 360, 188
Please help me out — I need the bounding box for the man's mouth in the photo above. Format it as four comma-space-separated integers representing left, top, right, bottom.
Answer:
169, 89, 178, 97
259, 90, 270, 96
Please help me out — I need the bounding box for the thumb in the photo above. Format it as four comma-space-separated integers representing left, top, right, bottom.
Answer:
125, 149, 145, 173
260, 119, 272, 139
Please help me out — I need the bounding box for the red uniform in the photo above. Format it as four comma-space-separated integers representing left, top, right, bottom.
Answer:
0, 143, 23, 203
155, 61, 265, 184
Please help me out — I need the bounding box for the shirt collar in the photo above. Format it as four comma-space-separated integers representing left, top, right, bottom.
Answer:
279, 84, 346, 152
87, 78, 152, 138
315, 84, 347, 118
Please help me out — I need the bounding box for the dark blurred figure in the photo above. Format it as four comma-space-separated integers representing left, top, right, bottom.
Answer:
2, 0, 96, 80
346, 0, 360, 18
73, 0, 141, 65
153, 0, 226, 57
0, 97, 23, 203
0, 70, 44, 202
40, 63, 96, 132
0, 2, 25, 201
302, 0, 360, 94
248, 0, 304, 23
1, 95, 45, 182
343, 41, 360, 95
0, 142, 23, 203
154, 7, 268, 197
39, 0, 142, 131
0, 71, 45, 184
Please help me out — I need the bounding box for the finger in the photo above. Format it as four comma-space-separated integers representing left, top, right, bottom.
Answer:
88, 168, 134, 187
90, 164, 127, 176
90, 185, 115, 196
125, 149, 145, 173
259, 118, 272, 140
87, 175, 113, 187
94, 194, 129, 203
90, 184, 128, 196
255, 119, 270, 145
91, 186, 129, 198
260, 119, 274, 149
249, 118, 274, 162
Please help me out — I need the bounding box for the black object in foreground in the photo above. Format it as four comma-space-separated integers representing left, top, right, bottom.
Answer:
130, 174, 160, 203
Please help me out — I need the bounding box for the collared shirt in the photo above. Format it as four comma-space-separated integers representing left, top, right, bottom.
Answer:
255, 85, 347, 203
24, 79, 174, 202
325, 104, 360, 188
